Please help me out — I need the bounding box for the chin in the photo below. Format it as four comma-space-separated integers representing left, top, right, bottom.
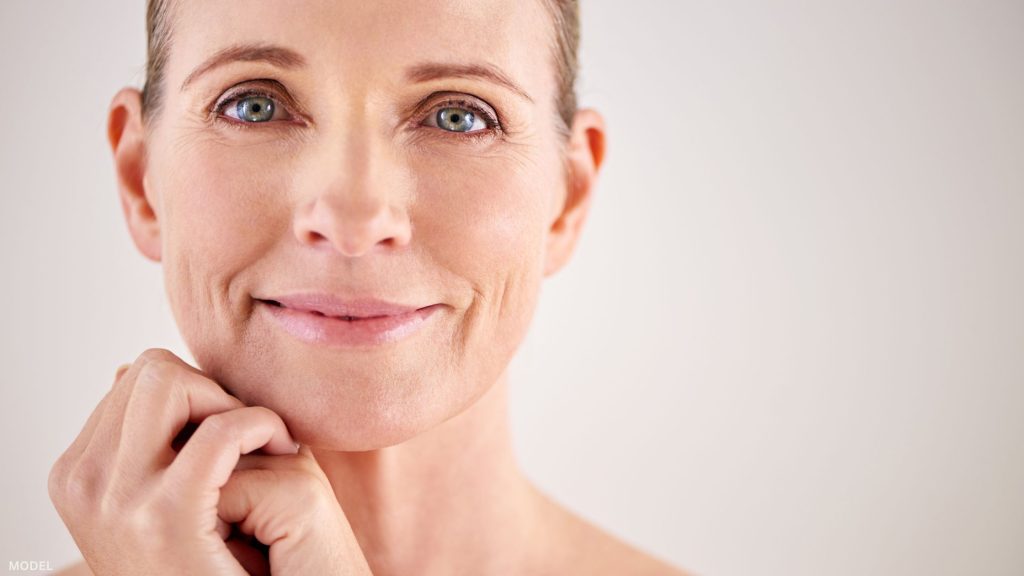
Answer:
192, 344, 471, 452
280, 402, 436, 452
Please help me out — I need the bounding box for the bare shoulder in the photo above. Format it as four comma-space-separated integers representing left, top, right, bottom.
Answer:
530, 489, 695, 576
564, 518, 693, 576
52, 559, 93, 576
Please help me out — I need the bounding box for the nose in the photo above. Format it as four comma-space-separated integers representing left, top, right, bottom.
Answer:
292, 136, 412, 258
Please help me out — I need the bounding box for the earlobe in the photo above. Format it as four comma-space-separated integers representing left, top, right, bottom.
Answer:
108, 87, 161, 262
543, 108, 607, 277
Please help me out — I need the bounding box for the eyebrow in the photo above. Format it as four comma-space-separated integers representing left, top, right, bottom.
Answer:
180, 43, 307, 91
405, 61, 534, 103
179, 43, 534, 104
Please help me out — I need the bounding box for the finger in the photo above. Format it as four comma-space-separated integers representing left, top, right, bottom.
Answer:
232, 451, 314, 473
115, 363, 132, 380
216, 516, 232, 540
56, 363, 131, 467
217, 469, 276, 528
229, 450, 332, 495
164, 406, 299, 504
218, 468, 320, 548
233, 453, 279, 472
115, 355, 246, 487
81, 351, 181, 463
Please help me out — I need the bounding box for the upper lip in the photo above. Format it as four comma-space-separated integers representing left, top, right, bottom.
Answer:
257, 293, 432, 319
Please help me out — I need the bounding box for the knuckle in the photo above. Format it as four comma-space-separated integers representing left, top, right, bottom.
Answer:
138, 347, 174, 362
48, 461, 103, 528
114, 363, 132, 382
47, 454, 69, 504
137, 347, 176, 366
133, 357, 174, 394
62, 462, 102, 512
136, 354, 169, 381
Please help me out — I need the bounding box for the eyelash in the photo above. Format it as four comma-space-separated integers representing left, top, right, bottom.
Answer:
422, 97, 503, 141
210, 87, 503, 141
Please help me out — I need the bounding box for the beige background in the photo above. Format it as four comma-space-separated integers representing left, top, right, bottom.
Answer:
2, 1, 1023, 574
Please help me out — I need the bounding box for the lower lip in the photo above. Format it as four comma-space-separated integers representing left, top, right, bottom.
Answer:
258, 300, 440, 348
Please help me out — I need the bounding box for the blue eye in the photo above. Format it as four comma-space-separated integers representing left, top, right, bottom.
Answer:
217, 91, 293, 124
235, 96, 276, 122
435, 107, 483, 132
423, 98, 498, 135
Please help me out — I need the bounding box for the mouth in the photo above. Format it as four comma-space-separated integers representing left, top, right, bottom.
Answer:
254, 296, 442, 348
254, 292, 434, 318
258, 299, 397, 321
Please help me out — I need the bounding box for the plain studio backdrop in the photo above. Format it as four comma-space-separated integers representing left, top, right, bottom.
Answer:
1, 1, 1022, 575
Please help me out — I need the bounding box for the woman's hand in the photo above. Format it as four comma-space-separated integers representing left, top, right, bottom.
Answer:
218, 446, 372, 575
48, 348, 373, 575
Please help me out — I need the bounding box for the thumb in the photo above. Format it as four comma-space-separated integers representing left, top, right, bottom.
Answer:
218, 468, 294, 546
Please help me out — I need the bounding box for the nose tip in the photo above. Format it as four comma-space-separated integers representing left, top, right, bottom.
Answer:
293, 196, 412, 257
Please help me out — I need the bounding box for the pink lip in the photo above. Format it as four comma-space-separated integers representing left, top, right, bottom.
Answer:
255, 294, 440, 348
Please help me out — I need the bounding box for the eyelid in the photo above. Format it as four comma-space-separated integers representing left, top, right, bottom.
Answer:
421, 95, 500, 129
207, 82, 503, 139
210, 80, 300, 123
416, 95, 504, 144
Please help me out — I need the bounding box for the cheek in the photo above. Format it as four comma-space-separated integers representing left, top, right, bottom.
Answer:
412, 147, 549, 284
155, 142, 292, 352
410, 146, 552, 376
167, 148, 290, 261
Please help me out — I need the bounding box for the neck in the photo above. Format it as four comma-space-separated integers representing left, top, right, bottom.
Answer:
310, 370, 548, 575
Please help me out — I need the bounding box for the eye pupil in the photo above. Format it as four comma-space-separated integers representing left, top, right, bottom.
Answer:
437, 107, 475, 132
236, 96, 275, 123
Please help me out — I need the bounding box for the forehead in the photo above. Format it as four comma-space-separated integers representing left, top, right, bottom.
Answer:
167, 0, 556, 97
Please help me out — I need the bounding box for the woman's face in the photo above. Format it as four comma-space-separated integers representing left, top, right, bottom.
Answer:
120, 0, 600, 450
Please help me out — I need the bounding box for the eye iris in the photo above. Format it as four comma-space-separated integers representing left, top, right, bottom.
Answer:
437, 107, 475, 132
236, 96, 275, 122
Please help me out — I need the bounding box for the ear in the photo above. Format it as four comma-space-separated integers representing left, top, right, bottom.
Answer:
108, 87, 161, 262
543, 108, 606, 277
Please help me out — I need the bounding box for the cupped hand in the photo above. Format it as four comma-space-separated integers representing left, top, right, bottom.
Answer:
219, 445, 372, 575
48, 348, 373, 575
